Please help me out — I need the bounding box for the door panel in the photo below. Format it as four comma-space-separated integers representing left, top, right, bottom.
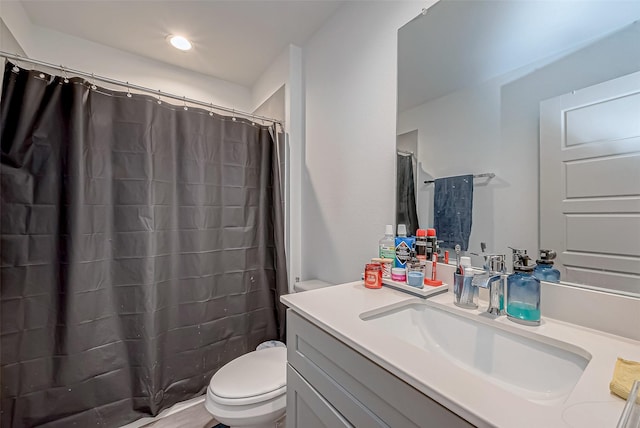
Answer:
565, 214, 640, 256
540, 71, 640, 294
565, 153, 640, 198
565, 92, 640, 146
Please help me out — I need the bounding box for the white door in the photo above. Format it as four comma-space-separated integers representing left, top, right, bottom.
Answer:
540, 71, 640, 295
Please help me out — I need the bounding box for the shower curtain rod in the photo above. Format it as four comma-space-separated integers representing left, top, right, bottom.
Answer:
0, 51, 283, 128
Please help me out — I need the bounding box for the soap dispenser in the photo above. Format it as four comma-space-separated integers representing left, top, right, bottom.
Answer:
533, 249, 561, 283
506, 248, 540, 326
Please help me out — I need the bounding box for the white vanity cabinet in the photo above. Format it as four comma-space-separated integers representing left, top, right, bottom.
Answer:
282, 283, 640, 427
286, 310, 474, 427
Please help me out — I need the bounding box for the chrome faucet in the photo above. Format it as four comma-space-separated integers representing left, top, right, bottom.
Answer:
471, 254, 506, 316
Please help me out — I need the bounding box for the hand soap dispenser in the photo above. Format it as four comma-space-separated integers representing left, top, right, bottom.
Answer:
506, 248, 540, 326
533, 249, 560, 283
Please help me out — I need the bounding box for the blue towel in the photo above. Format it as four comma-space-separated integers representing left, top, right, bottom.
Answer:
434, 175, 473, 251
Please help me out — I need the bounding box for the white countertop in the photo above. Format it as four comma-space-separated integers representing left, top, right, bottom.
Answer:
281, 282, 640, 428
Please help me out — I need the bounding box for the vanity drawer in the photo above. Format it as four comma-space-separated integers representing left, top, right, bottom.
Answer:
287, 365, 353, 428
287, 310, 474, 428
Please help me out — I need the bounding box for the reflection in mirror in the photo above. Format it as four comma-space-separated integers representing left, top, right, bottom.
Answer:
396, 131, 419, 236
397, 0, 640, 296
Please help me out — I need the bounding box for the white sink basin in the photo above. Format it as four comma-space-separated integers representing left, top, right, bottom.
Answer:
361, 302, 591, 404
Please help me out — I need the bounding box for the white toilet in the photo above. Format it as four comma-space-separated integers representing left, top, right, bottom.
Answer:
205, 280, 332, 428
205, 346, 287, 428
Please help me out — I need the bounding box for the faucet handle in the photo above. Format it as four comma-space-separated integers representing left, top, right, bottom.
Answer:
484, 254, 506, 273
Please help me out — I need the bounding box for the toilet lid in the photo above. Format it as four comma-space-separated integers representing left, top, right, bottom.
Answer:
210, 347, 286, 399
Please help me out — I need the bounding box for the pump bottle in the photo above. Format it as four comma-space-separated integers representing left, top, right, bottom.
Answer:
533, 249, 560, 283
506, 248, 541, 326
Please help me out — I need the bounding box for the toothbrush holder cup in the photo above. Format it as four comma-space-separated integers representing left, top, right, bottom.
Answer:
454, 273, 478, 309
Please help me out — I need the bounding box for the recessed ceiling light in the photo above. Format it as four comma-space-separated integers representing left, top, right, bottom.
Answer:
167, 35, 192, 51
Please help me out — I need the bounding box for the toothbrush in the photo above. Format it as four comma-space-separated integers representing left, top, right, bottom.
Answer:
455, 244, 461, 274
460, 273, 471, 304
431, 254, 438, 281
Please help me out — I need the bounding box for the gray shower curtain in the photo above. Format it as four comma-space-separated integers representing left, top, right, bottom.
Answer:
396, 154, 419, 236
0, 62, 288, 427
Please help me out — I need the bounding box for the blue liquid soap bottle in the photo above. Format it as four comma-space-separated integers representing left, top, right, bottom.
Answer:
533, 249, 561, 283
506, 248, 541, 326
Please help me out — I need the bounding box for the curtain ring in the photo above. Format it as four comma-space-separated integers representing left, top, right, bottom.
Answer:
183, 96, 188, 111
209, 103, 214, 117
126, 82, 132, 98
11, 55, 23, 73
90, 73, 97, 90
231, 109, 237, 121
61, 66, 69, 84
157, 90, 162, 105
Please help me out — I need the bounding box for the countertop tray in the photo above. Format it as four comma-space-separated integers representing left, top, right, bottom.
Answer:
381, 277, 448, 298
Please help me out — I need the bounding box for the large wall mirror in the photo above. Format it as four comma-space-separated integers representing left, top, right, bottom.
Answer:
397, 0, 640, 297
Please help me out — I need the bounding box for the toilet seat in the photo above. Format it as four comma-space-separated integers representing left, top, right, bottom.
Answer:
208, 347, 287, 406
207, 384, 286, 406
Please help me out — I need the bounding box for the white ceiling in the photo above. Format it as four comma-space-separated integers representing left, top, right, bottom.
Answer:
19, 0, 345, 87
398, 0, 640, 112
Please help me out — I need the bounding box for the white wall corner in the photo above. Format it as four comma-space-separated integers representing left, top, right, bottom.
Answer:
250, 43, 303, 292
301, 1, 426, 284
250, 44, 292, 113
286, 44, 303, 292
0, 0, 35, 55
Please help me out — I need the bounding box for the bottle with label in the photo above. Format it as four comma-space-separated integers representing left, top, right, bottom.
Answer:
379, 224, 396, 259
364, 263, 382, 289
415, 229, 427, 260
533, 249, 561, 283
394, 224, 415, 268
506, 248, 541, 326
425, 228, 437, 261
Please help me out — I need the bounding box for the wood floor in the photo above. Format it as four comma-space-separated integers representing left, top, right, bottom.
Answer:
140, 402, 218, 428
119, 396, 219, 428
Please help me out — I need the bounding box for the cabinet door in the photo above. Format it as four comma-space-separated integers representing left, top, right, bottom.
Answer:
287, 310, 474, 427
287, 365, 352, 428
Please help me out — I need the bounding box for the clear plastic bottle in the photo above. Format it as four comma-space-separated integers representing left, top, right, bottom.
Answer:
378, 224, 396, 259
506, 249, 541, 326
